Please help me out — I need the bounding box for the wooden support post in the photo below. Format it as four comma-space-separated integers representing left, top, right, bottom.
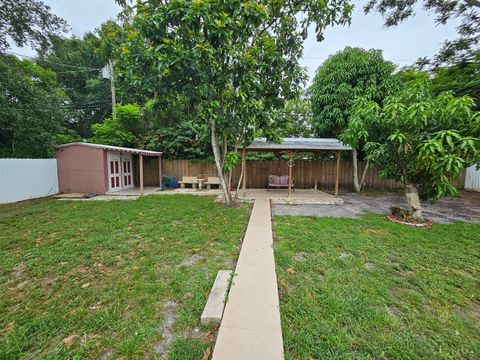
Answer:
314, 152, 318, 190
139, 154, 144, 195
335, 151, 340, 197
288, 151, 293, 198
242, 148, 247, 197
158, 156, 162, 189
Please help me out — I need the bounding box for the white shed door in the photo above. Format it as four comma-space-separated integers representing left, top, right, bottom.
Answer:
108, 153, 122, 192
122, 154, 134, 189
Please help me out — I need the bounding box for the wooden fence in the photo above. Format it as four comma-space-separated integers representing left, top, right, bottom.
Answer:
160, 159, 465, 190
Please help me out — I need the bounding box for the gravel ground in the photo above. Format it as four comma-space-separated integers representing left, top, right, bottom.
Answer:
272, 190, 480, 224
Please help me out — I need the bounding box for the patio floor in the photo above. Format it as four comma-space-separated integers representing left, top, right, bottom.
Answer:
240, 189, 343, 204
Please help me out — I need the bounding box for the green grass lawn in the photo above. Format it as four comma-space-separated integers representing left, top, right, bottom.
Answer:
0, 195, 250, 359
274, 214, 480, 360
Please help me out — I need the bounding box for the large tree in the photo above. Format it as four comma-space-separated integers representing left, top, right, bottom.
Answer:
343, 81, 480, 220
309, 47, 399, 191
36, 21, 131, 138
364, 0, 479, 67
0, 0, 67, 52
0, 55, 67, 157
119, 0, 353, 204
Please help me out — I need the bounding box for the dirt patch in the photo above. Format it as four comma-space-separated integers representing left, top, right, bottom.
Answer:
12, 262, 25, 277
16, 280, 30, 290
455, 303, 480, 321
180, 254, 203, 267
387, 305, 402, 317
153, 300, 178, 357
338, 252, 352, 260
364, 228, 386, 235
294, 252, 307, 262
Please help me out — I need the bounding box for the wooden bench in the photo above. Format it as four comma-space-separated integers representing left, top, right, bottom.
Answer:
178, 176, 199, 189
205, 176, 222, 190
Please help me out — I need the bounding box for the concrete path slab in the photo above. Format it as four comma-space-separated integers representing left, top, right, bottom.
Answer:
201, 270, 232, 325
212, 198, 283, 360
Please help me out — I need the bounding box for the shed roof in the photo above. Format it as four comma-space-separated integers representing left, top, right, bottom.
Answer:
56, 142, 162, 156
246, 137, 352, 151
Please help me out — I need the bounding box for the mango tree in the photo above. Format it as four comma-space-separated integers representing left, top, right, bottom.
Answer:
343, 81, 480, 220
119, 0, 353, 204
309, 47, 399, 192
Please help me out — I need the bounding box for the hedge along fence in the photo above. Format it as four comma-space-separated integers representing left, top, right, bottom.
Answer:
161, 159, 466, 190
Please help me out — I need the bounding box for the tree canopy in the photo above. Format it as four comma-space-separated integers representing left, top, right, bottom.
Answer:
0, 55, 67, 157
0, 0, 67, 52
343, 80, 480, 218
119, 0, 353, 203
310, 47, 399, 137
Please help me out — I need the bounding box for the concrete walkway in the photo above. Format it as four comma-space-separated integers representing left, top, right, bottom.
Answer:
212, 198, 283, 360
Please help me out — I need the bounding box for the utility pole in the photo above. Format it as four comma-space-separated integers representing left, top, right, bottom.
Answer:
108, 59, 116, 121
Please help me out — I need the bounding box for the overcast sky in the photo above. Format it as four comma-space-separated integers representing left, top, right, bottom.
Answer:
11, 0, 459, 86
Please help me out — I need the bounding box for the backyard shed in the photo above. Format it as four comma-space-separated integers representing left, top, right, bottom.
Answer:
56, 143, 162, 195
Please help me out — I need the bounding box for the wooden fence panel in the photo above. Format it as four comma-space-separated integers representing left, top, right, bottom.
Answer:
161, 159, 465, 190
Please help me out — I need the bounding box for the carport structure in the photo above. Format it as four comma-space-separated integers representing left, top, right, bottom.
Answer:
240, 137, 352, 197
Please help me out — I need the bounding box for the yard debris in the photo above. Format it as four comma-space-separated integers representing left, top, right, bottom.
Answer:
89, 302, 103, 310
182, 292, 193, 299
338, 252, 352, 260
286, 267, 296, 275
202, 346, 211, 360
16, 280, 30, 290
81, 282, 91, 289
364, 262, 375, 270
1, 322, 15, 334
62, 334, 80, 346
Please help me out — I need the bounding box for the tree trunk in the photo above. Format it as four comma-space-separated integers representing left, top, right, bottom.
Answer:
210, 118, 231, 205
352, 148, 361, 193
360, 161, 369, 191
405, 184, 423, 220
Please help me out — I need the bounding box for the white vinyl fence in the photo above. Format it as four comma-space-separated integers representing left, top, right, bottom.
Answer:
0, 159, 59, 203
465, 165, 480, 192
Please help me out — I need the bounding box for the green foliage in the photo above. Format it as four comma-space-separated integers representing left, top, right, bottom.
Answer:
116, 103, 144, 136
364, 0, 479, 67
394, 68, 429, 85
0, 54, 67, 158
55, 131, 83, 145
431, 51, 480, 109
90, 117, 134, 147
143, 120, 211, 159
223, 151, 240, 173
0, 0, 67, 52
343, 81, 480, 200
310, 47, 399, 137
277, 98, 313, 138
36, 22, 127, 138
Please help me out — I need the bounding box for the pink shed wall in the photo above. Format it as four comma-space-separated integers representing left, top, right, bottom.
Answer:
56, 145, 108, 194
